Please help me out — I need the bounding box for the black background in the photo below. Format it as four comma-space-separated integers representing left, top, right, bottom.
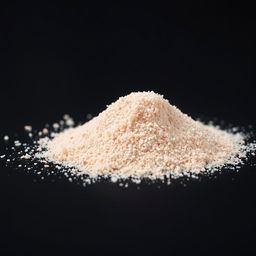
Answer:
0, 2, 256, 255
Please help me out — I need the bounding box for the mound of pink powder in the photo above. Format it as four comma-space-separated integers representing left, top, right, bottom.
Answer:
38, 92, 247, 180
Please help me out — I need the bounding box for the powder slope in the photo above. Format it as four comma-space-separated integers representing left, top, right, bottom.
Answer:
42, 92, 243, 179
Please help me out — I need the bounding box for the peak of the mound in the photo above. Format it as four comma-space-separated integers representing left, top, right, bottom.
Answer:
91, 91, 188, 130
109, 91, 166, 109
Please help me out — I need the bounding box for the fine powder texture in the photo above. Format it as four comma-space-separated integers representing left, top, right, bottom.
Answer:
39, 92, 247, 180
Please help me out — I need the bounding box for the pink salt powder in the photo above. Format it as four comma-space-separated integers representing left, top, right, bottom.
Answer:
38, 92, 247, 180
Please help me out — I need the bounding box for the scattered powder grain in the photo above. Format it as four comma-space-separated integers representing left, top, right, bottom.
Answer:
65, 118, 74, 127
21, 154, 31, 160
42, 128, 49, 135
14, 140, 21, 147
37, 91, 253, 180
53, 123, 60, 130
24, 125, 32, 132
63, 114, 70, 120
86, 113, 93, 120
63, 114, 75, 126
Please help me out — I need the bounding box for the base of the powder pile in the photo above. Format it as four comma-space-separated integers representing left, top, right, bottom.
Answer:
1, 91, 256, 187
33, 91, 256, 185
2, 118, 255, 187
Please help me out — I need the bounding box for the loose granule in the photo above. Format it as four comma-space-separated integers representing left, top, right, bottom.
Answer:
36, 91, 255, 181
63, 114, 70, 120
53, 123, 59, 130
24, 125, 32, 132
86, 113, 93, 120
21, 154, 31, 159
65, 118, 74, 127
4, 135, 9, 141
14, 140, 21, 147
42, 128, 49, 135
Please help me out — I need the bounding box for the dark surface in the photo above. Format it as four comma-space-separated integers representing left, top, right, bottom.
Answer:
1, 2, 256, 255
